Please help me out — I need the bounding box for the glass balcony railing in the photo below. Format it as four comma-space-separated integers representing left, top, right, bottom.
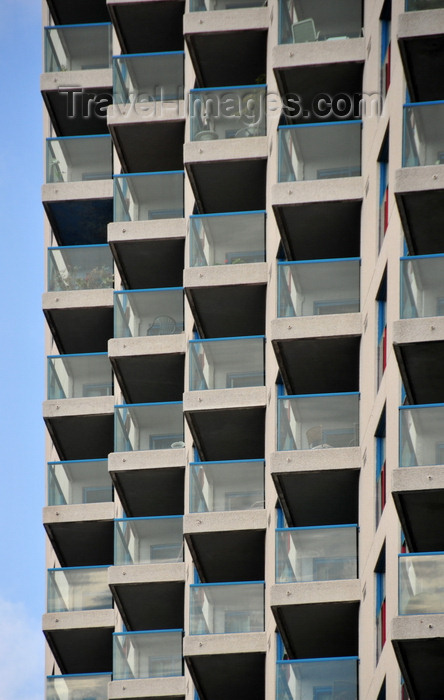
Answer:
190, 582, 265, 634
46, 135, 112, 184
114, 288, 184, 338
278, 122, 361, 182
405, 0, 444, 10
277, 393, 360, 451
189, 211, 266, 267
278, 259, 360, 318
46, 672, 111, 700
115, 516, 183, 565
190, 86, 266, 141
399, 404, 444, 467
47, 353, 112, 400
399, 553, 444, 614
276, 525, 358, 583
114, 402, 184, 452
114, 171, 184, 222
48, 244, 114, 291
47, 566, 112, 612
403, 101, 444, 167
276, 657, 358, 700
113, 52, 184, 104
44, 23, 112, 72
189, 460, 265, 512
189, 336, 265, 391
48, 459, 112, 506
113, 630, 183, 680
401, 255, 444, 318
189, 0, 265, 11
279, 0, 362, 44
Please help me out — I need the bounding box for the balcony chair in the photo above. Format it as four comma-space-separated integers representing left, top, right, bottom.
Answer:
147, 315, 177, 335
291, 18, 318, 43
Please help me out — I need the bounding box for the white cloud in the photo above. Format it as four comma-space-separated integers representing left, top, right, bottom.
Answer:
0, 597, 44, 700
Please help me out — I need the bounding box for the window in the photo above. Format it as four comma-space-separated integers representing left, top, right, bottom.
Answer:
380, 0, 391, 99
376, 409, 386, 525
376, 548, 386, 662
377, 274, 387, 386
378, 133, 389, 248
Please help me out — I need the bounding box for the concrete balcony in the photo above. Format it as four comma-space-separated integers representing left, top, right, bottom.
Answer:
184, 509, 266, 582
393, 317, 444, 403
43, 395, 114, 461
395, 165, 444, 255
107, 0, 185, 54
272, 178, 362, 261
184, 9, 267, 87
398, 8, 444, 102
270, 448, 360, 527
393, 464, 444, 552
109, 448, 185, 518
47, 0, 109, 25
43, 501, 114, 567
108, 218, 185, 290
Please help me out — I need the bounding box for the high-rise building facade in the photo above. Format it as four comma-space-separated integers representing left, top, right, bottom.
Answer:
41, 0, 444, 698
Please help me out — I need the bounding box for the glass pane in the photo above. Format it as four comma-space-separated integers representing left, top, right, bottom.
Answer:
46, 136, 112, 183
190, 86, 266, 141
278, 122, 361, 182
399, 405, 444, 467
114, 288, 183, 338
45, 23, 112, 72
189, 337, 265, 390
190, 583, 264, 634
278, 259, 360, 317
48, 245, 113, 291
114, 402, 184, 452
400, 255, 444, 318
190, 460, 264, 512
278, 0, 362, 44
403, 102, 444, 167
190, 0, 266, 11
113, 631, 183, 680
277, 393, 360, 451
46, 673, 111, 700
405, 0, 444, 10
399, 554, 444, 614
47, 567, 112, 612
114, 172, 184, 222
276, 658, 358, 700
47, 354, 112, 400
115, 516, 183, 565
114, 52, 184, 104
48, 459, 112, 506
189, 212, 265, 267
276, 525, 358, 583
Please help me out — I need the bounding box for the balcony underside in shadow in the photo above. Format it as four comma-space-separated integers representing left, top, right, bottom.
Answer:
108, 0, 185, 53
273, 199, 361, 260
273, 467, 359, 527
44, 621, 113, 675
47, 0, 109, 24
110, 456, 185, 517
395, 170, 444, 254
43, 85, 111, 138
44, 410, 114, 461
185, 529, 265, 583
186, 651, 265, 700
275, 62, 363, 124
186, 30, 267, 87
185, 406, 265, 461
110, 120, 185, 174
44, 197, 112, 247
44, 302, 113, 355
394, 339, 444, 404
44, 517, 114, 567
273, 600, 359, 659
111, 351, 185, 404
186, 159, 267, 214
393, 622, 444, 700
399, 31, 444, 102
273, 336, 360, 395
109, 229, 185, 290
186, 284, 266, 338
393, 467, 444, 552
111, 578, 184, 631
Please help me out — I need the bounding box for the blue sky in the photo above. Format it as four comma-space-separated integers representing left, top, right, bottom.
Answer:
0, 1, 46, 698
